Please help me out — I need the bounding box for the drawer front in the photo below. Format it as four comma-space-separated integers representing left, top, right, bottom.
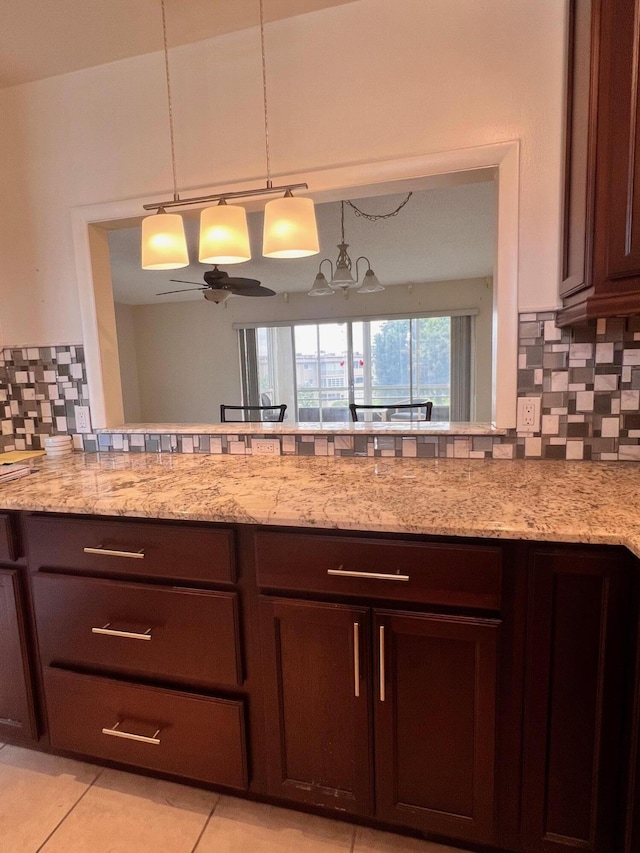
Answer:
0, 514, 17, 563
33, 573, 242, 687
43, 667, 248, 789
25, 515, 235, 583
255, 532, 502, 610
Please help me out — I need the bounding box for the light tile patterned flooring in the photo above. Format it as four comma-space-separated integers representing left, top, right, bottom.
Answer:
0, 743, 472, 852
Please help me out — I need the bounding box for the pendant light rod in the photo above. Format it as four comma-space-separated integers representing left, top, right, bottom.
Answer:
143, 181, 309, 212
160, 0, 179, 203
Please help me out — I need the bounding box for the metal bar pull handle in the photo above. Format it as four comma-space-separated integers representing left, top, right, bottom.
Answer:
84, 546, 145, 560
327, 566, 409, 582
102, 721, 161, 745
379, 625, 386, 702
353, 622, 360, 698
92, 623, 152, 641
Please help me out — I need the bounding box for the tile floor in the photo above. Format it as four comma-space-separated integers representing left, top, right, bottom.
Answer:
0, 743, 473, 852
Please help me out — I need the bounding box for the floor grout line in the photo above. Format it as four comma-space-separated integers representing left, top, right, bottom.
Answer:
189, 793, 221, 853
34, 766, 104, 853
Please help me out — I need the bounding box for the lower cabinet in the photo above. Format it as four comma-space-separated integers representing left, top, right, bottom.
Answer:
260, 597, 500, 845
0, 569, 37, 743
521, 546, 632, 853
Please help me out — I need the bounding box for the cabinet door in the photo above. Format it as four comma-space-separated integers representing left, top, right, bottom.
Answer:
522, 547, 630, 852
374, 609, 499, 845
259, 597, 372, 816
0, 570, 37, 742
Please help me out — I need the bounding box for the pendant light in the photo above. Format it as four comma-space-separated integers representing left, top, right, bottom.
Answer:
259, 0, 319, 259
141, 0, 189, 270
142, 0, 318, 269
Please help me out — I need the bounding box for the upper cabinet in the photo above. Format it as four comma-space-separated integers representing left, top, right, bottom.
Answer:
559, 0, 640, 324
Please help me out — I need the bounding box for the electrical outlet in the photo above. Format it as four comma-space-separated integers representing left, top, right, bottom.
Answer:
516, 396, 541, 433
252, 439, 281, 456
74, 405, 92, 434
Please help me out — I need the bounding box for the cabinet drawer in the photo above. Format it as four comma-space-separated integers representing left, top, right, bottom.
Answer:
33, 573, 241, 687
25, 515, 234, 583
255, 532, 502, 610
43, 667, 248, 789
0, 514, 17, 563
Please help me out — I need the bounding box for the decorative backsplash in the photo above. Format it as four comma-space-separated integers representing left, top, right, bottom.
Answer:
0, 345, 90, 451
2, 313, 640, 461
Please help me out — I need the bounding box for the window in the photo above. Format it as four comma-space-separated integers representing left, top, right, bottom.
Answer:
238, 313, 474, 424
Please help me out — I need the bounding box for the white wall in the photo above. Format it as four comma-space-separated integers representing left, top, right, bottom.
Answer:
120, 277, 493, 423
0, 0, 566, 347
114, 302, 142, 422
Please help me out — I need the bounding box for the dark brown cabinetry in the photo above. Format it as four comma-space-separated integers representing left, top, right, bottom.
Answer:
257, 530, 513, 848
522, 546, 632, 852
260, 598, 373, 815
27, 513, 248, 791
0, 569, 37, 743
559, 0, 640, 323
374, 610, 499, 844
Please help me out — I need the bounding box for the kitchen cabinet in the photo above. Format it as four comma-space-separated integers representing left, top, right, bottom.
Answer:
521, 545, 632, 852
559, 0, 640, 323
256, 529, 518, 848
0, 568, 37, 743
27, 513, 248, 791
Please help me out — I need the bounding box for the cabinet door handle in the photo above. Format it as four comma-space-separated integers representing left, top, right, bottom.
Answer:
379, 625, 386, 702
102, 721, 161, 745
92, 623, 152, 641
353, 622, 360, 698
84, 546, 145, 559
327, 566, 409, 582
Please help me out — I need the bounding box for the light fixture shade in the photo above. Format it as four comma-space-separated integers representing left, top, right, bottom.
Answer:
141, 211, 189, 270
263, 195, 320, 258
357, 269, 384, 293
199, 203, 251, 264
308, 272, 334, 296
203, 289, 230, 304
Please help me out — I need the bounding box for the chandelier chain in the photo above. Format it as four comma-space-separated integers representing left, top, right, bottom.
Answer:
345, 192, 413, 221
259, 0, 272, 186
160, 0, 179, 202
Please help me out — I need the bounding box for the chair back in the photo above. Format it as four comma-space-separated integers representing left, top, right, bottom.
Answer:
349, 401, 433, 422
220, 404, 287, 423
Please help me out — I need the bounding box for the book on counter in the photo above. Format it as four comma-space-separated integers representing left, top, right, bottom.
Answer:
0, 463, 31, 483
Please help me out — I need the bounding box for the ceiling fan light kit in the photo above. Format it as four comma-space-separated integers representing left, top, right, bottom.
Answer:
141, 0, 319, 275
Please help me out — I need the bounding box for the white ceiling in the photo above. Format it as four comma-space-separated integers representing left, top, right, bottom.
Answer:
0, 0, 358, 88
108, 180, 497, 304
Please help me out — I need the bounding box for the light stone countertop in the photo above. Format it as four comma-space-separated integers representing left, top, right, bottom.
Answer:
99, 421, 506, 436
0, 452, 638, 557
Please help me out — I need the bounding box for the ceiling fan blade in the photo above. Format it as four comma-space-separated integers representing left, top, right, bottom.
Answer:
227, 285, 276, 297
223, 277, 262, 288
156, 287, 206, 295
168, 279, 203, 286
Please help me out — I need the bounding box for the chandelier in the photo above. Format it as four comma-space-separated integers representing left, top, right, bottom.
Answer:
308, 201, 384, 296
141, 0, 319, 271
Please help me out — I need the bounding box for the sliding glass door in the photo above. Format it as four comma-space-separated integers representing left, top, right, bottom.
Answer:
239, 313, 471, 424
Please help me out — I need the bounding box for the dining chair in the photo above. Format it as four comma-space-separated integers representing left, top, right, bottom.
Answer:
220, 404, 287, 423
349, 401, 433, 422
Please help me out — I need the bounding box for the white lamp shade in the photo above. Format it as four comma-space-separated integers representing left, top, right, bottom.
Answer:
263, 195, 320, 258
199, 204, 251, 264
357, 269, 384, 293
308, 272, 334, 296
141, 212, 189, 270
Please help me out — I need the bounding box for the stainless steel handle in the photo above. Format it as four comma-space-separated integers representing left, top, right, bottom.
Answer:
102, 721, 161, 745
327, 566, 409, 582
379, 625, 386, 702
353, 622, 360, 698
84, 546, 145, 559
92, 623, 152, 641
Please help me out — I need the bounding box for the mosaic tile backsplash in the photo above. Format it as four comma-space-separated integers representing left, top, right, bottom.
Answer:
0, 345, 90, 451
3, 313, 640, 460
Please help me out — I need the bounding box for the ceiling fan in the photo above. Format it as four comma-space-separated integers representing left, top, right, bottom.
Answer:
156, 266, 276, 303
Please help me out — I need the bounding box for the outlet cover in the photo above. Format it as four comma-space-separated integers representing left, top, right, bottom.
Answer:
252, 438, 281, 456
516, 396, 541, 433
73, 405, 92, 434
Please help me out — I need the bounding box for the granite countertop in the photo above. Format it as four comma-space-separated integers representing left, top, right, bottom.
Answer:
99, 421, 506, 436
0, 452, 638, 557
